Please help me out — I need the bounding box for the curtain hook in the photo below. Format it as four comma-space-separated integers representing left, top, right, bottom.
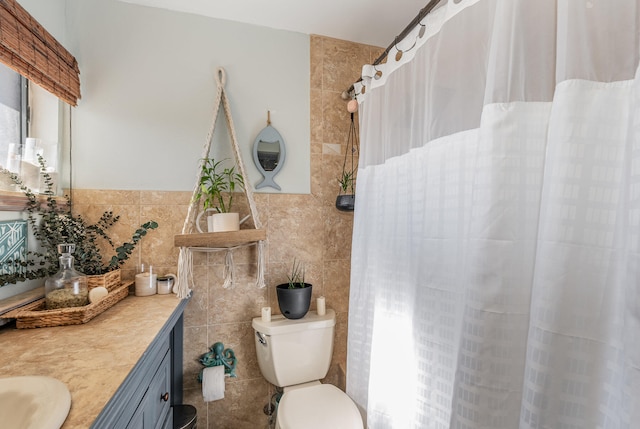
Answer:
418, 21, 426, 38
394, 37, 403, 61
373, 65, 383, 80
395, 35, 419, 61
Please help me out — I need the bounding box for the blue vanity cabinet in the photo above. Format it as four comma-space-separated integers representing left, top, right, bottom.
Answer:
120, 345, 172, 429
144, 349, 172, 429
91, 302, 186, 429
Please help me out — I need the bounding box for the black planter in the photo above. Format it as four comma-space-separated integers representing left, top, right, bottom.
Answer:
335, 194, 355, 212
276, 283, 312, 319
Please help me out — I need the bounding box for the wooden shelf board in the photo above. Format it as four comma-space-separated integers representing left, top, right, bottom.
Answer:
174, 229, 266, 249
0, 286, 45, 316
0, 190, 66, 211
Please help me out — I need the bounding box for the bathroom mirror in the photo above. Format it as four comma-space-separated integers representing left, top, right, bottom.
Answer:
252, 124, 286, 191
257, 140, 280, 172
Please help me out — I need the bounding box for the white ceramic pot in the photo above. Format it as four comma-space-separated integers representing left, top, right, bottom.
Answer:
210, 212, 240, 232
196, 209, 241, 233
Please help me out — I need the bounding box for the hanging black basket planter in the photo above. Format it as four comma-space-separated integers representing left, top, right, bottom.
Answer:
276, 283, 313, 319
335, 110, 359, 212
335, 194, 355, 212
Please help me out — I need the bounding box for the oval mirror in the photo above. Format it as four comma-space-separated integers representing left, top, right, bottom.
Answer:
252, 124, 286, 190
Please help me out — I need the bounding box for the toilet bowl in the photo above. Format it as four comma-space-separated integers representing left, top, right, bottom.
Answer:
252, 309, 363, 429
276, 382, 362, 429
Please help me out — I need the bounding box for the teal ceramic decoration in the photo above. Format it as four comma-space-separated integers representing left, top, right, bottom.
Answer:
198, 342, 237, 380
0, 220, 27, 276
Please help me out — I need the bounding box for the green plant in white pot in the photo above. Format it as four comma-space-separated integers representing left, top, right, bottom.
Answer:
194, 158, 246, 233
276, 259, 312, 319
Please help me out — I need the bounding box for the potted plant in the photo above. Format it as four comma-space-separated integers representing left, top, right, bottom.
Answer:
336, 170, 355, 211
0, 156, 158, 287
276, 259, 312, 319
335, 112, 358, 212
194, 157, 245, 233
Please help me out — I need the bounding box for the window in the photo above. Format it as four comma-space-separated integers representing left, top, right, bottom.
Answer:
0, 62, 28, 178
0, 62, 64, 202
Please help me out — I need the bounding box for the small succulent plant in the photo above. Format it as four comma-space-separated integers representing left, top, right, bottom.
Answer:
286, 259, 308, 289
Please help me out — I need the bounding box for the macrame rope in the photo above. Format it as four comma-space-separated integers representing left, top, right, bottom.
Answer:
256, 240, 266, 288
183, 68, 226, 235
218, 69, 266, 288
222, 249, 234, 289
220, 85, 262, 229
176, 247, 193, 299
174, 69, 225, 299
175, 67, 266, 298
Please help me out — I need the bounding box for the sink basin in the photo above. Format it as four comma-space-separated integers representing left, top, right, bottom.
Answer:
0, 375, 71, 429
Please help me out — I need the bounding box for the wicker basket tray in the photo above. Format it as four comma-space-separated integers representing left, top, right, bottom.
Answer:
5, 280, 133, 329
87, 269, 122, 290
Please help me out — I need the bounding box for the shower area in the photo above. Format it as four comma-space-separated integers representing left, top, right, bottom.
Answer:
346, 0, 640, 428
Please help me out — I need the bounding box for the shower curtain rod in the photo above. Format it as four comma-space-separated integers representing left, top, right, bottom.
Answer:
345, 0, 442, 96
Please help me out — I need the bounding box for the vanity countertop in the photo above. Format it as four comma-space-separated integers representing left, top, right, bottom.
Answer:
0, 292, 187, 429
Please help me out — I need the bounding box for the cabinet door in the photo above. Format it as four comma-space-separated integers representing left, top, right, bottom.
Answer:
91, 310, 186, 429
123, 349, 172, 429
159, 408, 174, 429
125, 403, 145, 429
148, 349, 172, 429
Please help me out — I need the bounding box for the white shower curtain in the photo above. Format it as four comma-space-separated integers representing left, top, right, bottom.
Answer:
347, 1, 640, 428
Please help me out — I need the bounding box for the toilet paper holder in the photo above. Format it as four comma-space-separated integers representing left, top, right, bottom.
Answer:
198, 342, 237, 380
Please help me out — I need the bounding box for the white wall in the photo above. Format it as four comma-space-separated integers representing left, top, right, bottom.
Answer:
1, 0, 311, 301
66, 0, 310, 193
19, 0, 68, 43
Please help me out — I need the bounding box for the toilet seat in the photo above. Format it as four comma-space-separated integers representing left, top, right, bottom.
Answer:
276, 384, 363, 429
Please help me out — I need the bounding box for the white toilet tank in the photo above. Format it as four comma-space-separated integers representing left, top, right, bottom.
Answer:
252, 309, 335, 387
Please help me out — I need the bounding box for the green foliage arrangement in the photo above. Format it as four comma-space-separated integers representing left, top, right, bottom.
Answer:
0, 156, 158, 286
287, 259, 308, 289
194, 158, 245, 213
338, 170, 355, 195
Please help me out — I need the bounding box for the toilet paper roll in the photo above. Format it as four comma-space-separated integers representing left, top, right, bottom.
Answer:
202, 366, 225, 402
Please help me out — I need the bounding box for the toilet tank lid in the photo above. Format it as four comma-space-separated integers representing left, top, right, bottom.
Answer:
252, 309, 335, 335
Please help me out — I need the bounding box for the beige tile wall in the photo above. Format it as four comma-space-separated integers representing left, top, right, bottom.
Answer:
71, 35, 382, 429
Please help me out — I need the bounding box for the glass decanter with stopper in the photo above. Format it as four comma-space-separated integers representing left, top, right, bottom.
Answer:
45, 243, 89, 310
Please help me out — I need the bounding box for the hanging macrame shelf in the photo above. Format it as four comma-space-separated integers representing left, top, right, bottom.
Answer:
172, 67, 267, 297
174, 229, 266, 249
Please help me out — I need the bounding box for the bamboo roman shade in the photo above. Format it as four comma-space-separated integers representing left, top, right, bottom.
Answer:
0, 0, 81, 106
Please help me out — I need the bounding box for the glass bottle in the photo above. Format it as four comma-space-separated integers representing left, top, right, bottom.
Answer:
45, 243, 89, 310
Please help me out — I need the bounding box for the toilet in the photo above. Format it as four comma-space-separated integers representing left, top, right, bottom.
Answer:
252, 308, 363, 429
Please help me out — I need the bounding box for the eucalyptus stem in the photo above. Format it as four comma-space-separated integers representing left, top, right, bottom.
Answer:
0, 155, 158, 285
